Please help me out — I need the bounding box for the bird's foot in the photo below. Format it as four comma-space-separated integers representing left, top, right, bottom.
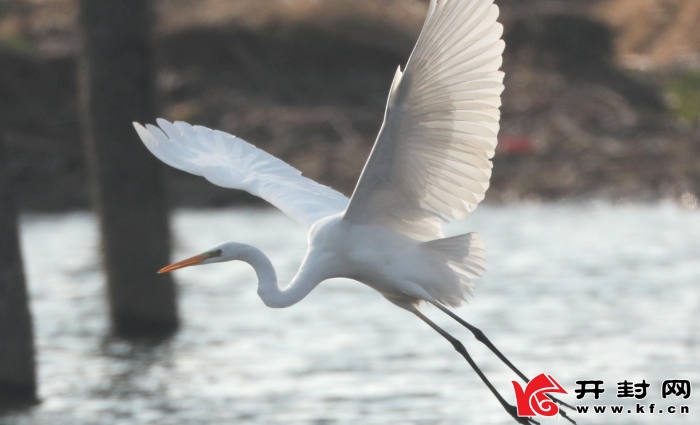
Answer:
557, 408, 576, 425
549, 396, 576, 424
505, 404, 540, 425
551, 395, 575, 411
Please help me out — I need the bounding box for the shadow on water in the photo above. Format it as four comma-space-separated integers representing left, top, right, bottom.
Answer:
0, 336, 174, 417
92, 336, 175, 400
0, 394, 39, 413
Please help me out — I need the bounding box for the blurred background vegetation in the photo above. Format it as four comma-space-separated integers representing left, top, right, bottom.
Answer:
1, 0, 699, 210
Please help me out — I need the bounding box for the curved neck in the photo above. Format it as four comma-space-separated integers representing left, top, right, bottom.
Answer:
238, 245, 324, 308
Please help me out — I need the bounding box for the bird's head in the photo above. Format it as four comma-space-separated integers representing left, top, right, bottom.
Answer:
158, 242, 246, 273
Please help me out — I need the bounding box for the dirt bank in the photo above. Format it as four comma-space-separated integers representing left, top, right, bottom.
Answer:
1, 0, 699, 211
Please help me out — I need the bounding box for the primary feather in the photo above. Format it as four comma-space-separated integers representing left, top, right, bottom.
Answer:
134, 119, 348, 228
343, 0, 504, 241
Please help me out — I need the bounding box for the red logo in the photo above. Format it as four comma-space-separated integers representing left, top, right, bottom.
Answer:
512, 373, 568, 417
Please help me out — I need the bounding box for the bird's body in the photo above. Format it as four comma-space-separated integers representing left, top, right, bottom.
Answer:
133, 1, 574, 423
278, 213, 483, 309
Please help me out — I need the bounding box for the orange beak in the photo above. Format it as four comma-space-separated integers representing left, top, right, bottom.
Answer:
158, 253, 208, 274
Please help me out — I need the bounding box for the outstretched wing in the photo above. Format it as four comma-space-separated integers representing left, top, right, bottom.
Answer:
134, 119, 348, 228
343, 0, 504, 240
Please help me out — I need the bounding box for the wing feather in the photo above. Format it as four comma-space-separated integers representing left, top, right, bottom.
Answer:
343, 0, 504, 240
134, 119, 348, 228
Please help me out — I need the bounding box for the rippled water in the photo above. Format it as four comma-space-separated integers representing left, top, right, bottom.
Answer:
2, 204, 699, 424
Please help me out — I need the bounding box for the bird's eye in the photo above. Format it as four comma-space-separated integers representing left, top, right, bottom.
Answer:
216, 249, 223, 255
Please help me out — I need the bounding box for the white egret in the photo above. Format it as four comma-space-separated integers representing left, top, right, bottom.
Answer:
134, 1, 573, 423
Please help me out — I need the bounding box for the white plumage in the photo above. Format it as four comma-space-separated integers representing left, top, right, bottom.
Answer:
133, 3, 576, 424
134, 119, 348, 228
344, 0, 504, 240
134, 0, 503, 308
134, 0, 503, 307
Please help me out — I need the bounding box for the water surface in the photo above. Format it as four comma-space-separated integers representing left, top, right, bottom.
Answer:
3, 204, 699, 424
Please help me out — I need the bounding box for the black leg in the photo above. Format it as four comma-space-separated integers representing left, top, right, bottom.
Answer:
412, 309, 540, 425
430, 301, 576, 424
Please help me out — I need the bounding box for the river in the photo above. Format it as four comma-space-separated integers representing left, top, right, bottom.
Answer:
2, 204, 699, 424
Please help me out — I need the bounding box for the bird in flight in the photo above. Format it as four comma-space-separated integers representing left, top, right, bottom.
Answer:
134, 0, 574, 423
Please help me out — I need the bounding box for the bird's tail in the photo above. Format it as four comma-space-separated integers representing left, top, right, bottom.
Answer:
421, 232, 487, 304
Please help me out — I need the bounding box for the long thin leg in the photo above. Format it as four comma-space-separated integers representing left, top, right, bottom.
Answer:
430, 301, 576, 424
412, 309, 539, 425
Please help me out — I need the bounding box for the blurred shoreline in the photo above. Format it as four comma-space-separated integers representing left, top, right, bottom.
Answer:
1, 0, 699, 211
